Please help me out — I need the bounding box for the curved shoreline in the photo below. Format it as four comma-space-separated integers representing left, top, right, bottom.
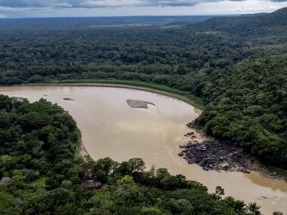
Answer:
1, 82, 204, 157
21, 82, 204, 113
1, 83, 286, 181
1, 84, 287, 214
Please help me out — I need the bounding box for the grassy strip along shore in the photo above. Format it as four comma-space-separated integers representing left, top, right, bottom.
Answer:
25, 79, 205, 110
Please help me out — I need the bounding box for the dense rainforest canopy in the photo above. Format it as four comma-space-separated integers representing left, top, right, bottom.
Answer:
0, 95, 262, 214
0, 8, 286, 169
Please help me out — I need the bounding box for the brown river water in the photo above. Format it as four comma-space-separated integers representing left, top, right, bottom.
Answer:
1, 85, 287, 214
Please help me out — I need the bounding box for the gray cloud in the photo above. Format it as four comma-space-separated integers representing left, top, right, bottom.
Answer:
0, 0, 110, 8
0, 0, 286, 9
139, 0, 245, 7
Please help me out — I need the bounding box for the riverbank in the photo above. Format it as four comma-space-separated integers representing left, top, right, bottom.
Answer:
7, 82, 287, 181
259, 164, 287, 183
23, 79, 205, 110
183, 124, 287, 182
1, 85, 287, 214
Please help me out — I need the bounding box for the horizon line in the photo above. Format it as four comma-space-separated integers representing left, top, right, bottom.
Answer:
0, 14, 249, 20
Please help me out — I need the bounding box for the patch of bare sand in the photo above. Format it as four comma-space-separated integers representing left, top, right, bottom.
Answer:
127, 99, 155, 109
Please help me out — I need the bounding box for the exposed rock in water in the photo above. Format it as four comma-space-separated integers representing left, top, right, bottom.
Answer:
63, 98, 74, 101
127, 99, 155, 109
179, 140, 257, 172
184, 132, 194, 136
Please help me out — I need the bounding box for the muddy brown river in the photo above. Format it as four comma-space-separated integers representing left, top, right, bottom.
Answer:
1, 85, 287, 214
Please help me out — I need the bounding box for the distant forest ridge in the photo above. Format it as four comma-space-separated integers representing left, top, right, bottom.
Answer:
0, 15, 212, 29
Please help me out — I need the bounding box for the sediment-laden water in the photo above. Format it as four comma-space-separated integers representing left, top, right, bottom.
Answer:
1, 85, 287, 214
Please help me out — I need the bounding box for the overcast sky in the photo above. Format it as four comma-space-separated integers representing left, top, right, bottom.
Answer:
0, 0, 287, 18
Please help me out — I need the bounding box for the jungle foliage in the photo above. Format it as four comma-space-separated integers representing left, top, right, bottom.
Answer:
0, 8, 287, 168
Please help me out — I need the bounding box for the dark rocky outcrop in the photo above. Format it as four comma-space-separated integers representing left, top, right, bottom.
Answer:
179, 140, 257, 172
